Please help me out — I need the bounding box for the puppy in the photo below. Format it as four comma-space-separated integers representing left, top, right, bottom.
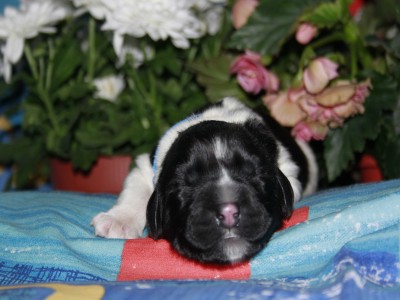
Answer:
91, 97, 318, 264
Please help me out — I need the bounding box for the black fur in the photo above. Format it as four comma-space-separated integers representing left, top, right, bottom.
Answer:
257, 111, 309, 189
147, 118, 298, 264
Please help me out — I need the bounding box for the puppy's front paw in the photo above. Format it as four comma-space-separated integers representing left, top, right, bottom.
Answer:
91, 212, 142, 239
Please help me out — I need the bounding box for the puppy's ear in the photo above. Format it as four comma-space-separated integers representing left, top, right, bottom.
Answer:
146, 188, 163, 239
277, 169, 294, 219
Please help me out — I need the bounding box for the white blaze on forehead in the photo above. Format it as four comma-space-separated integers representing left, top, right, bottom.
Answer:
219, 168, 233, 186
213, 137, 227, 159
213, 138, 234, 186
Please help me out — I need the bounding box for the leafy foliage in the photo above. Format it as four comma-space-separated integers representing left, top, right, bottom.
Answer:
1, 0, 399, 189
324, 73, 398, 181
0, 16, 209, 187
229, 0, 332, 56
188, 55, 247, 103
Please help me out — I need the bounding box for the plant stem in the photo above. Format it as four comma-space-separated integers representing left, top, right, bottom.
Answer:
38, 83, 61, 133
308, 32, 346, 50
87, 16, 96, 82
39, 57, 45, 88
349, 43, 357, 78
24, 45, 39, 81
45, 39, 55, 90
25, 43, 60, 133
147, 71, 162, 135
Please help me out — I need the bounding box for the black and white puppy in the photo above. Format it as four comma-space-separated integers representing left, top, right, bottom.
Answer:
91, 97, 318, 264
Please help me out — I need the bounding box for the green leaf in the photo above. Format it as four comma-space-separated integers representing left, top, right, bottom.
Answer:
0, 136, 46, 188
147, 46, 182, 76
188, 55, 245, 102
324, 72, 398, 181
343, 22, 360, 44
55, 80, 93, 102
337, 0, 352, 19
158, 79, 183, 102
21, 103, 45, 132
374, 134, 400, 179
397, 2, 400, 23
70, 144, 98, 171
302, 2, 342, 28
229, 0, 332, 55
46, 128, 71, 157
75, 123, 134, 149
390, 33, 400, 59
51, 35, 83, 90
164, 94, 205, 124
189, 55, 233, 82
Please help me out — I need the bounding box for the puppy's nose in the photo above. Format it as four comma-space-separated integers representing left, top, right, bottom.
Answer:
216, 203, 240, 228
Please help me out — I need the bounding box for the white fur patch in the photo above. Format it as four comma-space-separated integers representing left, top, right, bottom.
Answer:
276, 143, 302, 202
214, 138, 235, 186
218, 168, 232, 186
213, 138, 227, 159
295, 139, 318, 196
223, 238, 250, 263
91, 154, 154, 239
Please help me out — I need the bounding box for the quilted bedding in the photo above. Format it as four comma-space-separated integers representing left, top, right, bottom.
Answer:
1, 180, 400, 299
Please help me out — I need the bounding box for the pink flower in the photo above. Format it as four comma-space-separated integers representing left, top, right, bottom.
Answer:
232, 0, 259, 29
295, 23, 318, 45
230, 51, 279, 94
351, 79, 371, 103
263, 89, 306, 127
303, 57, 339, 94
292, 121, 329, 142
329, 80, 371, 120
299, 79, 371, 127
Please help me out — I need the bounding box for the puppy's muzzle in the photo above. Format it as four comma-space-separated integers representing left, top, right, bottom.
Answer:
216, 203, 240, 229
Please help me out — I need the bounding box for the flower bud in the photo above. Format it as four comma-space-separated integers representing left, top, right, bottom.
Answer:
295, 23, 318, 45
93, 75, 125, 102
303, 58, 339, 94
232, 0, 258, 29
231, 51, 279, 94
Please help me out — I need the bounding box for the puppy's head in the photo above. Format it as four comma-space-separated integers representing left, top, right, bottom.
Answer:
147, 121, 293, 264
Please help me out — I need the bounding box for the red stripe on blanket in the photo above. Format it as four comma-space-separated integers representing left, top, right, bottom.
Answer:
117, 206, 309, 280
279, 206, 309, 231
117, 238, 250, 280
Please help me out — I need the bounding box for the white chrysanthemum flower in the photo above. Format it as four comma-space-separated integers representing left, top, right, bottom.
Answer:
0, 0, 72, 80
71, 0, 110, 19
93, 75, 125, 102
101, 0, 206, 53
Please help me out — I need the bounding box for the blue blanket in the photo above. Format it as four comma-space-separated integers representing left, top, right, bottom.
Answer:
1, 180, 400, 299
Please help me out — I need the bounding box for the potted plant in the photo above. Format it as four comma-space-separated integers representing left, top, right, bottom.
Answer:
0, 0, 399, 192
0, 0, 226, 191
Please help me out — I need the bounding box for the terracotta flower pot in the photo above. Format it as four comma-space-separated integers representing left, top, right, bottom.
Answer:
358, 154, 383, 183
50, 155, 132, 194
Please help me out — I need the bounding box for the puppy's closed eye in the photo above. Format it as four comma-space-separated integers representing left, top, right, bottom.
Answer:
182, 158, 220, 186
224, 152, 257, 178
